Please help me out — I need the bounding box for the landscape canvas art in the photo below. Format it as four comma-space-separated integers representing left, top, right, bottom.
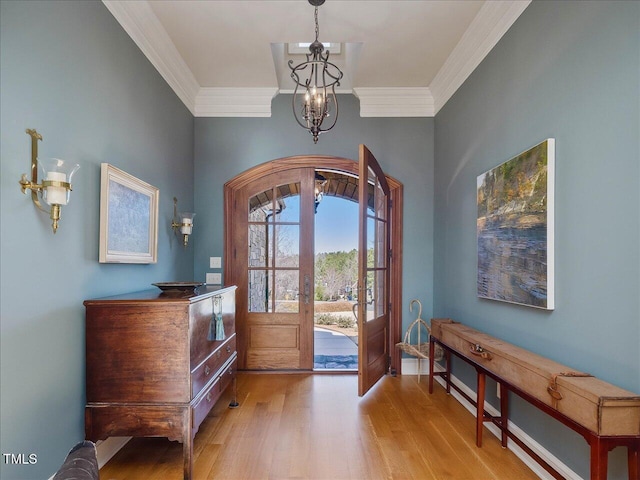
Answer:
477, 139, 555, 309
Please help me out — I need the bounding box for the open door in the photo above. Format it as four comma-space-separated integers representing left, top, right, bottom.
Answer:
357, 145, 391, 396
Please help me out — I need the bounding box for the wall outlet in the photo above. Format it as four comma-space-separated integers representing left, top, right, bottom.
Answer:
209, 256, 221, 269
206, 272, 222, 285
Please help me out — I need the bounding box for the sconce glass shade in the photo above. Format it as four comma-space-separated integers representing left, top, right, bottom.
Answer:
38, 158, 80, 206
179, 212, 195, 235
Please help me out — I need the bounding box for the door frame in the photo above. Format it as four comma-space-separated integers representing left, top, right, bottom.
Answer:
224, 155, 404, 374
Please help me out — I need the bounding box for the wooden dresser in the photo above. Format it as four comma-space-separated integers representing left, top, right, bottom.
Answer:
84, 285, 238, 480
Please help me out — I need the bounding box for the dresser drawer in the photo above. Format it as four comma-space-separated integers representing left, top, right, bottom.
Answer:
192, 356, 237, 431
218, 355, 237, 394
191, 335, 236, 397
192, 377, 221, 432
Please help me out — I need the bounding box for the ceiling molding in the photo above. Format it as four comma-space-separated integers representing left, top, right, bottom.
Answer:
430, 0, 531, 114
102, 0, 199, 115
104, 0, 530, 118
353, 88, 435, 118
195, 88, 279, 117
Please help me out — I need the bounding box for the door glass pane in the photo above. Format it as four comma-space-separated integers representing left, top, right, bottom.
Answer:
275, 270, 299, 313
375, 179, 386, 220
275, 183, 300, 223
275, 225, 299, 267
249, 190, 273, 222
375, 219, 386, 268
249, 269, 273, 313
365, 271, 375, 321
248, 224, 273, 267
375, 270, 386, 316
367, 217, 375, 269
366, 167, 376, 215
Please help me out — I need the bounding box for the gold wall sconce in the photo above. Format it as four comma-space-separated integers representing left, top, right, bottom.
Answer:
172, 197, 195, 247
18, 129, 80, 233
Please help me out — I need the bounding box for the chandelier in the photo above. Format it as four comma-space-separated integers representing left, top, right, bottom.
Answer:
289, 0, 343, 144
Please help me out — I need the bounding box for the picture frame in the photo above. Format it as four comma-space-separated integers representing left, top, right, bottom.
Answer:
476, 139, 555, 310
99, 163, 159, 263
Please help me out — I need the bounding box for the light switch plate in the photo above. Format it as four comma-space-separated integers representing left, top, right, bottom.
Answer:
206, 272, 222, 285
210, 256, 222, 269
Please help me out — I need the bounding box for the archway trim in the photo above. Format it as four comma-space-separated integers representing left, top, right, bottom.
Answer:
224, 154, 404, 374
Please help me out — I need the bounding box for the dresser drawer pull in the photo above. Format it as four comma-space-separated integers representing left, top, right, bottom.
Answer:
228, 368, 233, 376
217, 350, 222, 359
226, 345, 232, 353
204, 365, 211, 376
206, 392, 212, 402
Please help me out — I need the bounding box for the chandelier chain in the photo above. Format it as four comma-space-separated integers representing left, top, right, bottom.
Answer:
314, 7, 319, 42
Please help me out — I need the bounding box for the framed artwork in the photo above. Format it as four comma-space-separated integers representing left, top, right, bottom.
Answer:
99, 163, 159, 263
477, 139, 555, 310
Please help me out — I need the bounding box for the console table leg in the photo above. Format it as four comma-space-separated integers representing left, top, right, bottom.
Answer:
590, 437, 607, 480
629, 445, 639, 480
476, 371, 486, 448
428, 340, 435, 394
445, 350, 451, 394
500, 383, 508, 448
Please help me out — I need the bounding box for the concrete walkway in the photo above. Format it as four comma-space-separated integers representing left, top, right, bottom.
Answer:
314, 327, 358, 370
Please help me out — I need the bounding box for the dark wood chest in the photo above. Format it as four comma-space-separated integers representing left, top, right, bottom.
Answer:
84, 285, 238, 480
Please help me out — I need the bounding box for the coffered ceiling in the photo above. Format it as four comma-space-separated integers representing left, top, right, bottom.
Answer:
102, 0, 530, 117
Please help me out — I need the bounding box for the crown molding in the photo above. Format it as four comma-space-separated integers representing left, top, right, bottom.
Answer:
103, 0, 530, 118
195, 88, 279, 117
353, 88, 435, 117
102, 0, 199, 115
430, 0, 531, 114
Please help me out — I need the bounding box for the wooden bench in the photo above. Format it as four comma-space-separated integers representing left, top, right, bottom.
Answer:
427, 318, 640, 480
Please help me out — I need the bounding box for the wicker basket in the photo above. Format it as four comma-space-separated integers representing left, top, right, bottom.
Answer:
396, 317, 444, 361
395, 299, 444, 382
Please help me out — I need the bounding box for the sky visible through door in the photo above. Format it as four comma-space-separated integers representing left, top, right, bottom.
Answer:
315, 196, 358, 253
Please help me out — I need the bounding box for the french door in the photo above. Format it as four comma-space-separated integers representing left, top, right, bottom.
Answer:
225, 152, 401, 388
357, 145, 391, 396
234, 168, 315, 369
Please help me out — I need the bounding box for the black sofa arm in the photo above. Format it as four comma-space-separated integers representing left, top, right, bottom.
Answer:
52, 441, 99, 480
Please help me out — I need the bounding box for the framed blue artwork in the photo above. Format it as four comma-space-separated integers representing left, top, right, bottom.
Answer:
99, 163, 159, 263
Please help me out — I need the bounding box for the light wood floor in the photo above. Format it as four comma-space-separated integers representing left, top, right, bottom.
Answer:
99, 373, 540, 480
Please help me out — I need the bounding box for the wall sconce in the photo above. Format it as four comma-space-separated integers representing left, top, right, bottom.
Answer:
18, 129, 80, 233
172, 197, 195, 247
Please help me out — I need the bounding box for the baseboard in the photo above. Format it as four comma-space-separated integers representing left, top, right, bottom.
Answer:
95, 436, 132, 469
400, 357, 432, 375
400, 358, 581, 480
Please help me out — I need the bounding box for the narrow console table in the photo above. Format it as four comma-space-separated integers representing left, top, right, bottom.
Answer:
428, 319, 640, 480
84, 285, 238, 480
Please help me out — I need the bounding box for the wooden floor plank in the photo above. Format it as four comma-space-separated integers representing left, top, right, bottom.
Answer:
99, 374, 540, 480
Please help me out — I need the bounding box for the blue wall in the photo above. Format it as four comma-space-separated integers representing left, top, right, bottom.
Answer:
0, 1, 194, 478
434, 1, 639, 478
2, 0, 638, 478
193, 94, 435, 329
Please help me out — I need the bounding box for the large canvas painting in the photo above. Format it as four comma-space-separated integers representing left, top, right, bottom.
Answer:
477, 139, 555, 309
99, 163, 159, 263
